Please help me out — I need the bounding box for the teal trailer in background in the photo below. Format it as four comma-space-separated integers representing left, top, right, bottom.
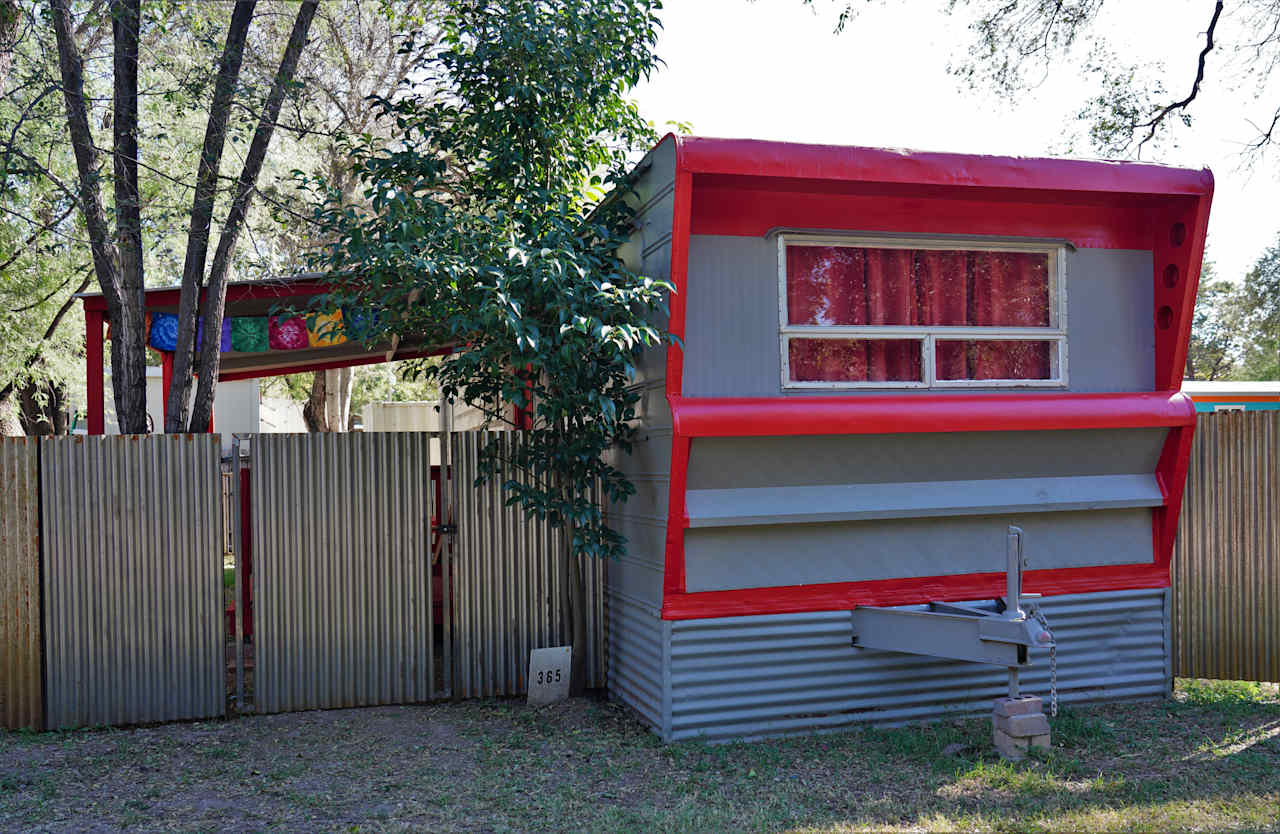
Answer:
1181, 381, 1280, 413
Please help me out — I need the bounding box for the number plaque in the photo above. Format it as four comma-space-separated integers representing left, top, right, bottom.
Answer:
527, 646, 572, 706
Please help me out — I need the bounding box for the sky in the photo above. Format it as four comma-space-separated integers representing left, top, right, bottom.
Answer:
631, 0, 1280, 283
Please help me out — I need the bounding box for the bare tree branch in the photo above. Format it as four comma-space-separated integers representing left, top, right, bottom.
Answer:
0, 200, 77, 277
0, 264, 94, 404
1134, 0, 1224, 152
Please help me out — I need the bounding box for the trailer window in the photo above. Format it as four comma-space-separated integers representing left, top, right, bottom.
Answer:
779, 236, 1066, 389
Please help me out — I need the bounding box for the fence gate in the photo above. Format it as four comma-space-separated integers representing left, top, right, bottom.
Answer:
1172, 410, 1280, 682
246, 432, 443, 712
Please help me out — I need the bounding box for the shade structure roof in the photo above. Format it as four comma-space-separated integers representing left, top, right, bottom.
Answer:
77, 274, 448, 381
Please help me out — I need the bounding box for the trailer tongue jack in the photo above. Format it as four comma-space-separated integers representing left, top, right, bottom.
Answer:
851, 526, 1057, 759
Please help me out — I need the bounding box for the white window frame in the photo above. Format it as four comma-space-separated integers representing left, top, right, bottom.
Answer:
777, 233, 1069, 390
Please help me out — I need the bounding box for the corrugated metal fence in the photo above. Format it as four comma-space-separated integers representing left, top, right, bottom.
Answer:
41, 435, 225, 729
1172, 410, 1280, 682
452, 431, 606, 697
244, 430, 606, 711
0, 438, 42, 730
0, 429, 609, 729
250, 432, 440, 712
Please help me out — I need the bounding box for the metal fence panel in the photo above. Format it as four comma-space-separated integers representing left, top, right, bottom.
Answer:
251, 432, 436, 712
41, 435, 224, 729
665, 588, 1168, 742
452, 432, 605, 697
1173, 411, 1280, 682
0, 438, 42, 730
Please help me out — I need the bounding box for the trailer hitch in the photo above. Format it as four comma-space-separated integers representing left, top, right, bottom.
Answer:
851, 526, 1055, 696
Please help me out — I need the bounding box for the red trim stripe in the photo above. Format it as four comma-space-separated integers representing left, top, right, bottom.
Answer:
670, 392, 1195, 438
660, 563, 1169, 620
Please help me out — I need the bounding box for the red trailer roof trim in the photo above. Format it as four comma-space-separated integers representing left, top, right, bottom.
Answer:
673, 135, 1215, 197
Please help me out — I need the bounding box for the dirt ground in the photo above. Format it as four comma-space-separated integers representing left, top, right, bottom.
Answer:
1, 680, 1278, 832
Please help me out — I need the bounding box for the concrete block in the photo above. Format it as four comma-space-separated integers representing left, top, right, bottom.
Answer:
1029, 734, 1051, 750
993, 711, 1051, 737
993, 696, 1043, 717
993, 727, 1029, 760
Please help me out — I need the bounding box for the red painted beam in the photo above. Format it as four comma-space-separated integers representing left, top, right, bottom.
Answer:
670, 392, 1196, 438
79, 278, 332, 313
216, 345, 452, 382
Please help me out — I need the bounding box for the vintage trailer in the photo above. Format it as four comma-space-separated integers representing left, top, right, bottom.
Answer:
606, 135, 1213, 742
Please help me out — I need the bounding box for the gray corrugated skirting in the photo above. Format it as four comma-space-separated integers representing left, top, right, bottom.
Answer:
41, 435, 224, 729
616, 588, 1168, 742
0, 438, 42, 730
605, 589, 665, 729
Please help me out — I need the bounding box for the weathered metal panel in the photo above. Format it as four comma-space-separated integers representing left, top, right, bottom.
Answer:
682, 237, 1154, 397
1173, 411, 1280, 682
452, 431, 605, 697
665, 588, 1167, 742
605, 589, 664, 729
0, 438, 42, 730
251, 432, 436, 713
42, 435, 224, 729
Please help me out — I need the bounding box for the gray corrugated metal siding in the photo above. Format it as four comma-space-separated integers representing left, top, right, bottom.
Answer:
0, 438, 42, 730
664, 588, 1168, 742
251, 433, 437, 712
1172, 411, 1280, 682
41, 435, 224, 729
452, 431, 605, 697
605, 589, 664, 728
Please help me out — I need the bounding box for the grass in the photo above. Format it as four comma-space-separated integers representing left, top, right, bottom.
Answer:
0, 679, 1277, 831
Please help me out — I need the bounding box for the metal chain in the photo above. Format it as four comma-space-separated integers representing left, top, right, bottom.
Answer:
1030, 606, 1059, 718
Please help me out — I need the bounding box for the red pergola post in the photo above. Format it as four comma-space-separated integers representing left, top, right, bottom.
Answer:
86, 310, 105, 435
161, 351, 173, 425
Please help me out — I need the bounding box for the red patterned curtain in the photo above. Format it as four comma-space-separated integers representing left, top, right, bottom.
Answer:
787, 246, 1050, 382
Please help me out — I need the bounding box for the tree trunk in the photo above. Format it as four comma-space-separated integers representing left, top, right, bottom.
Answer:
50, 0, 148, 432
0, 0, 18, 93
327, 367, 352, 430
165, 1, 257, 432
302, 369, 327, 431
302, 367, 353, 432
17, 379, 67, 436
0, 395, 20, 436
561, 523, 588, 697
110, 0, 147, 434
187, 0, 319, 431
